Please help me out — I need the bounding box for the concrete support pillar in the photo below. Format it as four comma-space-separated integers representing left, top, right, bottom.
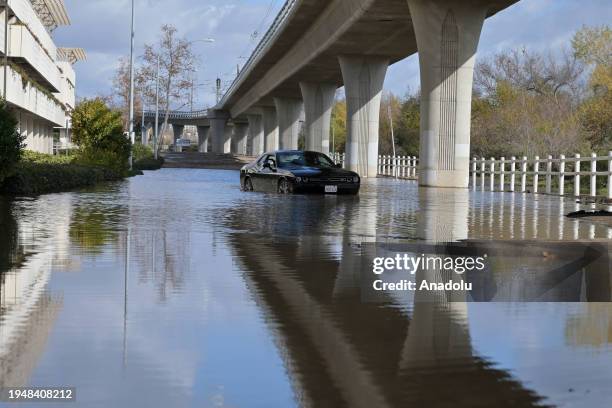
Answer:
44, 125, 51, 153
338, 55, 388, 178
232, 123, 249, 155
247, 114, 264, 156
273, 97, 303, 150
197, 126, 209, 153
407, 0, 486, 188
142, 122, 152, 145
299, 82, 336, 155
262, 107, 279, 152
172, 124, 185, 152
27, 117, 34, 151
21, 114, 34, 150
210, 117, 227, 154
32, 119, 39, 152
223, 125, 233, 154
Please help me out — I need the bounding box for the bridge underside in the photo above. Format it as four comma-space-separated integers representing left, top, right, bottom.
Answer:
147, 0, 520, 186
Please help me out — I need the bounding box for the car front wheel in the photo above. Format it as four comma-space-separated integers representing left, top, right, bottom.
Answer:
278, 178, 293, 194
243, 177, 253, 192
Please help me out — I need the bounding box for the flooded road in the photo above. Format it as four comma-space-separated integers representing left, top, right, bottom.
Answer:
0, 168, 611, 407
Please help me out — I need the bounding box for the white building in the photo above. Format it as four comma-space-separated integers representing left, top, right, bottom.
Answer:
0, 0, 84, 154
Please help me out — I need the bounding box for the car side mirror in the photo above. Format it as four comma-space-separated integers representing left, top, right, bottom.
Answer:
263, 162, 271, 169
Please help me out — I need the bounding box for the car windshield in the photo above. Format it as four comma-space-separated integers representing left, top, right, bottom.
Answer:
277, 152, 336, 169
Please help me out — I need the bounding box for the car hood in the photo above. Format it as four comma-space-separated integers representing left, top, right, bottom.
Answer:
286, 167, 359, 178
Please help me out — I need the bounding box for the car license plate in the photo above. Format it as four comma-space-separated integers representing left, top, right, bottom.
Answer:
325, 185, 338, 193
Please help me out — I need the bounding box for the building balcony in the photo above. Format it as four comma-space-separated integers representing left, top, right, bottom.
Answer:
8, 24, 62, 93
7, 0, 58, 58
1, 65, 67, 127
56, 60, 75, 87
54, 76, 75, 110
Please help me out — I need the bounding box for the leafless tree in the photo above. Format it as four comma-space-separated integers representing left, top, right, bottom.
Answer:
472, 47, 589, 158
138, 24, 196, 151
475, 48, 585, 102
111, 56, 142, 131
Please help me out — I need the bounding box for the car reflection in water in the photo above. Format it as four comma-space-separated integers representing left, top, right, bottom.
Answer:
240, 150, 360, 194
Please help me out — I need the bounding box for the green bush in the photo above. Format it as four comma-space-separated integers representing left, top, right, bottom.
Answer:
21, 150, 77, 165
76, 148, 129, 177
134, 157, 164, 171
71, 98, 131, 175
1, 151, 122, 195
132, 143, 154, 161
0, 99, 25, 184
1, 162, 117, 195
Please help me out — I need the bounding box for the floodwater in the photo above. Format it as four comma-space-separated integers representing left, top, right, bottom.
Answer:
0, 168, 611, 407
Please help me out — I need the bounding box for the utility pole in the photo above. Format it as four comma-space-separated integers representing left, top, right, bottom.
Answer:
154, 53, 160, 160
331, 120, 335, 154
387, 104, 397, 178
127, 0, 136, 169
141, 105, 145, 145
190, 77, 194, 112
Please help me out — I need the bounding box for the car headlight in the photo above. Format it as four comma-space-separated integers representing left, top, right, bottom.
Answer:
353, 176, 360, 183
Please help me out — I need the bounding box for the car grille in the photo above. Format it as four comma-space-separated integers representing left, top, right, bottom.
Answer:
309, 177, 351, 183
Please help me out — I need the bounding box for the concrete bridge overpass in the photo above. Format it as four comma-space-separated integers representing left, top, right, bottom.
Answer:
142, 109, 249, 154
145, 0, 520, 187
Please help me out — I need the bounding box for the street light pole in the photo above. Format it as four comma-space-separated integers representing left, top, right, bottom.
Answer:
188, 39, 214, 110
128, 0, 136, 169
141, 104, 145, 145
154, 53, 160, 160
2, 0, 9, 100
190, 76, 194, 112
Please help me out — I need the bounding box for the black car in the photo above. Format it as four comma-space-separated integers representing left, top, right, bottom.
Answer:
240, 150, 360, 194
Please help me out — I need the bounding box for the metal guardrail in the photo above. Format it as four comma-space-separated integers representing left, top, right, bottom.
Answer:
142, 109, 209, 120
218, 0, 298, 107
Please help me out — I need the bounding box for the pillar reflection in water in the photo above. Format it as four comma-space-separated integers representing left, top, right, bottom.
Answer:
334, 186, 378, 297
224, 182, 547, 407
402, 187, 471, 367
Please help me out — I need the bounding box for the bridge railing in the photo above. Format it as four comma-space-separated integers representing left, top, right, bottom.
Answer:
220, 0, 297, 106
142, 109, 209, 120
470, 152, 612, 201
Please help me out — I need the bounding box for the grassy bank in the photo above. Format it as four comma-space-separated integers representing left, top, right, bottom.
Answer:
0, 151, 165, 196
0, 152, 122, 195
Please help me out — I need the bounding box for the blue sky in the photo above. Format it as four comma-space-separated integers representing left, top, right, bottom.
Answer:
53, 0, 612, 108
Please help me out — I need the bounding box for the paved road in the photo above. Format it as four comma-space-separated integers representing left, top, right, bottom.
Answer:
161, 152, 257, 170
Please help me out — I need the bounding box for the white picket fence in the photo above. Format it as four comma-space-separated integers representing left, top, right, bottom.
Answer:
471, 152, 612, 200
331, 153, 419, 179
331, 151, 612, 201
377, 155, 419, 178
331, 152, 345, 168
